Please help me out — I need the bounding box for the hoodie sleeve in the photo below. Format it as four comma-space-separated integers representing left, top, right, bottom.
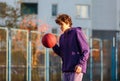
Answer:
76, 28, 90, 71
52, 44, 61, 57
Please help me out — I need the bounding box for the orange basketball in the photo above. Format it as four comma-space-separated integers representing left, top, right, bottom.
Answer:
42, 33, 57, 48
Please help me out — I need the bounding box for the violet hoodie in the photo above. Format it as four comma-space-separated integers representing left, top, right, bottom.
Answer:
52, 27, 90, 73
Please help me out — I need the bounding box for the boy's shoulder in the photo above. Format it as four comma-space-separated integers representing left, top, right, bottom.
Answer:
72, 27, 82, 31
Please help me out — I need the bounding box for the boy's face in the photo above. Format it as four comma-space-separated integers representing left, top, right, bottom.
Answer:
59, 22, 70, 32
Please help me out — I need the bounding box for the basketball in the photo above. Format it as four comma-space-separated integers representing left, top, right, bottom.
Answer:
42, 33, 57, 48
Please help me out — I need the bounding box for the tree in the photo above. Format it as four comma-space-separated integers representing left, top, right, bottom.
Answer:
0, 3, 7, 18
0, 2, 22, 28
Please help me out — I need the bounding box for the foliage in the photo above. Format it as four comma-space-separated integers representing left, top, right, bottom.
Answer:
0, 3, 7, 18
0, 2, 50, 32
5, 7, 21, 28
0, 2, 21, 28
20, 15, 37, 31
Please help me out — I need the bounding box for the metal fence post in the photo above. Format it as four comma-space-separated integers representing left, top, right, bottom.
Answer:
111, 37, 116, 81
7, 28, 11, 81
27, 31, 32, 81
100, 39, 103, 81
45, 48, 49, 81
115, 33, 119, 81
90, 38, 93, 81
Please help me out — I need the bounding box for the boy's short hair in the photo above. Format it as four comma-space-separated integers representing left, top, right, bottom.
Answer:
55, 14, 72, 27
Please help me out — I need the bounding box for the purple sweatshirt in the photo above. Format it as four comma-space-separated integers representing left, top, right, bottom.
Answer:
52, 27, 90, 73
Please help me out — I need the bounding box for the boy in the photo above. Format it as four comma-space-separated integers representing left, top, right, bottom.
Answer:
52, 14, 90, 81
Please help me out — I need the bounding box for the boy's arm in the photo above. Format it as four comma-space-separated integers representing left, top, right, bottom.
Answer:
76, 28, 90, 72
52, 44, 61, 57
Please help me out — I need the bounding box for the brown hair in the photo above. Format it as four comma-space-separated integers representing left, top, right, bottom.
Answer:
55, 14, 72, 27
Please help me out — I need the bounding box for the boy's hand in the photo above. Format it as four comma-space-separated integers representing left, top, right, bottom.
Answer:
75, 65, 82, 74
